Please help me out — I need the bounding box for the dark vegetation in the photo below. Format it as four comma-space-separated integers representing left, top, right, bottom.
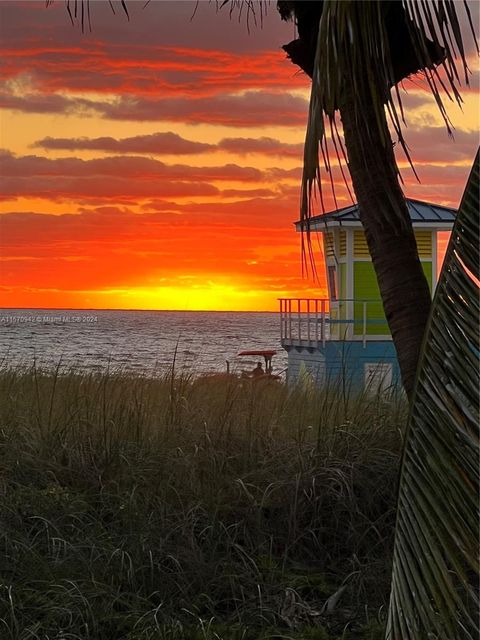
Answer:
0, 368, 407, 639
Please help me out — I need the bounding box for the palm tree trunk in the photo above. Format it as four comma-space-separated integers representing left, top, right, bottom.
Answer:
339, 90, 431, 398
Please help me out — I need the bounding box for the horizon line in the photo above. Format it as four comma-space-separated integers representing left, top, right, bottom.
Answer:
0, 306, 279, 313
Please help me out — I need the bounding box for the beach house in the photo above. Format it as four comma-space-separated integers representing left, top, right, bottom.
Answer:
279, 199, 456, 391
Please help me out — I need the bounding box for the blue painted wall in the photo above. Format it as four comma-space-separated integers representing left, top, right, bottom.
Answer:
285, 340, 401, 390
323, 340, 400, 388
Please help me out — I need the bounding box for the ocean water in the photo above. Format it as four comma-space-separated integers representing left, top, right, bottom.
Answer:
0, 309, 288, 377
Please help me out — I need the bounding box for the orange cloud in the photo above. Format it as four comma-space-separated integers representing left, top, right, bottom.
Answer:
1, 90, 309, 127
1, 46, 306, 97
34, 132, 215, 155
0, 0, 477, 312
1, 150, 285, 202
33, 132, 305, 158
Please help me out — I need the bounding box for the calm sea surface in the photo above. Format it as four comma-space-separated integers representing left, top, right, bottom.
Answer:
0, 309, 287, 377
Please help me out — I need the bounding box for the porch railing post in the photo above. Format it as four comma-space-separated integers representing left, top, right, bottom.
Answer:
279, 299, 283, 340
297, 299, 301, 341
288, 299, 292, 340
321, 299, 326, 347
307, 298, 311, 342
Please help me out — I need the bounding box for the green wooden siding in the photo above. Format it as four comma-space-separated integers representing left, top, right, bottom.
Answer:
423, 262, 432, 291
353, 261, 432, 335
339, 263, 347, 316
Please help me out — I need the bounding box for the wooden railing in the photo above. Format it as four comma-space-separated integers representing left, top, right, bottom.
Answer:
279, 298, 389, 346
279, 298, 329, 346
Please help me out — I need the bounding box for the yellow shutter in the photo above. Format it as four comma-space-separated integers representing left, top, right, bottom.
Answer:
339, 230, 347, 256
415, 231, 433, 257
324, 232, 335, 258
354, 230, 369, 257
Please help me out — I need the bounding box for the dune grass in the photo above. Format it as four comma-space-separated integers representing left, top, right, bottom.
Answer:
0, 366, 407, 639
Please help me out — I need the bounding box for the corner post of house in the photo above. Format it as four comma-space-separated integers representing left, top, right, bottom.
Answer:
346, 227, 354, 340
432, 230, 438, 293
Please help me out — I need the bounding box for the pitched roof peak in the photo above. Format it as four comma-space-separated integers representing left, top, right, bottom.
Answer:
297, 198, 457, 229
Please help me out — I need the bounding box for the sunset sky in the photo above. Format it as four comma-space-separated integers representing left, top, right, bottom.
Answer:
0, 0, 478, 311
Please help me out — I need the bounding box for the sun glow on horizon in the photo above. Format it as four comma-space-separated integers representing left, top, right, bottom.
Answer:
0, 281, 326, 312
0, 2, 477, 312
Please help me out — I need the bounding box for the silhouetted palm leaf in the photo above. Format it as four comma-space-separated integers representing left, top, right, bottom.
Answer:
300, 0, 476, 224
386, 150, 479, 640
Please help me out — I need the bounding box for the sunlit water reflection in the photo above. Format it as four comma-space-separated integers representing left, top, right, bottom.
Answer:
0, 309, 287, 377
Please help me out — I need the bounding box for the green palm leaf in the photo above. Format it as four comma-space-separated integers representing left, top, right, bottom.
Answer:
386, 150, 480, 640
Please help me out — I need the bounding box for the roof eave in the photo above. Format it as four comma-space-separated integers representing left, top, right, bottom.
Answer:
295, 218, 455, 232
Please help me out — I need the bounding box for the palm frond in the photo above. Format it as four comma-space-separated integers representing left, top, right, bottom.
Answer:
301, 0, 476, 226
46, 0, 129, 32
218, 0, 269, 31
386, 150, 480, 640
